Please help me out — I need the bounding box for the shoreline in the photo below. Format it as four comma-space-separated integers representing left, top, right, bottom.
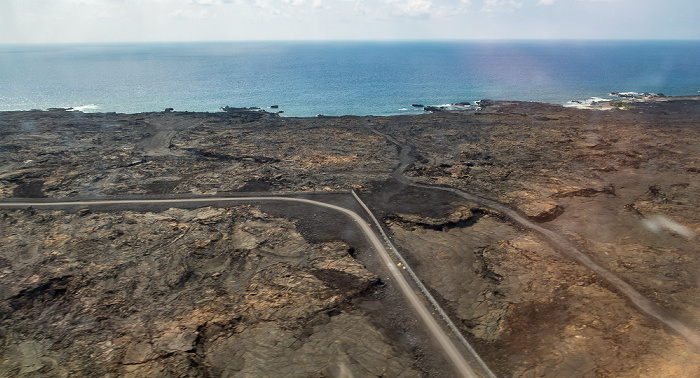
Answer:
566, 94, 700, 110
3, 40, 698, 118
3, 94, 699, 118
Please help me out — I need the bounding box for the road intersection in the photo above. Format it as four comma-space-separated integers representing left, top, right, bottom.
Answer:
0, 194, 494, 378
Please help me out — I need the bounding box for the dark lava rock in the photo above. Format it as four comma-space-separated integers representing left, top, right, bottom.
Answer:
12, 180, 46, 198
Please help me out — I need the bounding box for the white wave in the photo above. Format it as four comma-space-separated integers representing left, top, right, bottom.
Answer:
426, 103, 475, 110
565, 97, 612, 107
68, 104, 100, 112
398, 108, 409, 111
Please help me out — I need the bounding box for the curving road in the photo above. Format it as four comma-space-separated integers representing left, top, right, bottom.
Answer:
0, 195, 487, 378
370, 128, 700, 349
352, 191, 497, 378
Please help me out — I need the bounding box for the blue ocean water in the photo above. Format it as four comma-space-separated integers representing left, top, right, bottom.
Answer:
1, 41, 698, 117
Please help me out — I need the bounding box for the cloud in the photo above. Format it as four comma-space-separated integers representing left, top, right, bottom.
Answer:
170, 8, 213, 19
386, 0, 433, 18
481, 0, 522, 13
187, 0, 242, 5
66, 0, 102, 4
3, 0, 695, 43
281, 0, 307, 5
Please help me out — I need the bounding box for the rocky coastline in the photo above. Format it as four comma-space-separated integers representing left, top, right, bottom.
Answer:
1, 96, 699, 377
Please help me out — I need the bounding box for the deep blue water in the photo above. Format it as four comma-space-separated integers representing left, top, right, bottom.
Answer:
1, 41, 698, 117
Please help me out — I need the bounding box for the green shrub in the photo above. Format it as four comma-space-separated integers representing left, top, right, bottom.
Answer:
610, 100, 635, 110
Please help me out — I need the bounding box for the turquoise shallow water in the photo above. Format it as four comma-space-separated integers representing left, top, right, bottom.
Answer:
1, 40, 698, 117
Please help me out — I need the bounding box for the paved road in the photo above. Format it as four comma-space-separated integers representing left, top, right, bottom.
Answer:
0, 195, 485, 378
352, 191, 497, 378
371, 128, 700, 349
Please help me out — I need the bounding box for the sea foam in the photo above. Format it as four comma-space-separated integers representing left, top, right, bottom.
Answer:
68, 104, 100, 112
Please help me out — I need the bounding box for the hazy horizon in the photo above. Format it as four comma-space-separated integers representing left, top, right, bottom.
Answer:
3, 37, 700, 47
2, 0, 698, 45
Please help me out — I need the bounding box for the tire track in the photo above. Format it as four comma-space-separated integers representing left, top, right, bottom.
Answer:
370, 128, 700, 349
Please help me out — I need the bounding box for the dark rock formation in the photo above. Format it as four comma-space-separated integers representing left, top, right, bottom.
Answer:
2, 96, 700, 377
0, 206, 419, 377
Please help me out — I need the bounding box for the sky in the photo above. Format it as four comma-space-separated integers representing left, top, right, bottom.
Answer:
1, 0, 699, 44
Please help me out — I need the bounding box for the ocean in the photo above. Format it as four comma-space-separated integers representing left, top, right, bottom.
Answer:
1, 40, 699, 117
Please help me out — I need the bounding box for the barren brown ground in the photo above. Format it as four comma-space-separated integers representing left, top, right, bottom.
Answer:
1, 98, 699, 377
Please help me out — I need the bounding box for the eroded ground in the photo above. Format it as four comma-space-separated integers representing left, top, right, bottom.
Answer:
1, 99, 699, 377
0, 205, 421, 377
